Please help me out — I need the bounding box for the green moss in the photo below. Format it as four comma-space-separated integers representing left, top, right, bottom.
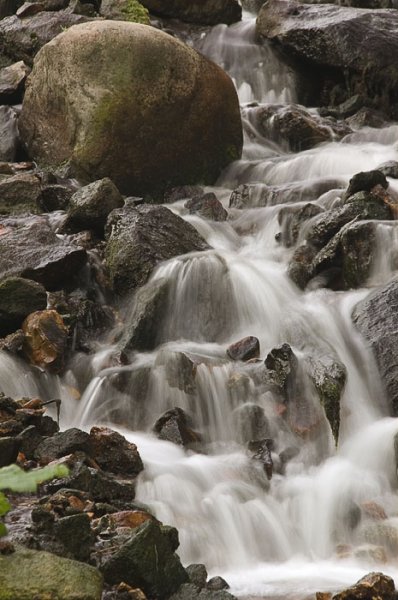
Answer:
121, 0, 150, 23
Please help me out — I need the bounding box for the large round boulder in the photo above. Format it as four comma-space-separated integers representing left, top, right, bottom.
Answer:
19, 21, 243, 196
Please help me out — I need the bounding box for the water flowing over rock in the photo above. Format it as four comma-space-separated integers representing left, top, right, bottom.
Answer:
256, 0, 398, 118
19, 21, 243, 196
105, 204, 209, 296
353, 279, 398, 416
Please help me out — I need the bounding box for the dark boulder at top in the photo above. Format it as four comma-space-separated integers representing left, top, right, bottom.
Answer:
0, 11, 90, 66
256, 0, 398, 118
227, 336, 260, 362
353, 278, 398, 416
140, 0, 241, 25
105, 204, 209, 296
19, 21, 242, 196
62, 178, 124, 236
0, 276, 47, 337
0, 217, 87, 290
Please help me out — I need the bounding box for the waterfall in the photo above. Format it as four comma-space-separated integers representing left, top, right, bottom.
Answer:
2, 12, 398, 600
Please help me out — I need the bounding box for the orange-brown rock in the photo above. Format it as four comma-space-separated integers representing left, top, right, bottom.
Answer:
22, 310, 68, 373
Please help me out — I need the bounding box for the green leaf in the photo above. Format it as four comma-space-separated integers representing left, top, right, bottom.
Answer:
0, 464, 69, 493
0, 492, 11, 517
0, 521, 7, 537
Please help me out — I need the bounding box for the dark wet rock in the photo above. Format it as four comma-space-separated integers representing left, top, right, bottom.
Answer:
119, 278, 170, 353
345, 170, 388, 199
53, 512, 93, 561
332, 572, 396, 600
0, 106, 19, 163
0, 11, 90, 66
0, 328, 25, 353
186, 564, 208, 589
288, 243, 318, 290
99, 0, 150, 22
43, 461, 137, 502
105, 204, 209, 296
19, 21, 242, 196
0, 218, 87, 290
377, 161, 398, 180
140, 0, 241, 25
99, 519, 188, 597
89, 426, 144, 477
207, 577, 230, 591
0, 172, 42, 214
0, 394, 59, 438
227, 336, 260, 362
278, 203, 323, 247
169, 583, 237, 600
320, 94, 368, 120
255, 103, 351, 151
265, 343, 299, 398
345, 107, 387, 129
248, 438, 273, 480
233, 403, 270, 443
63, 178, 124, 236
256, 0, 398, 119
0, 276, 47, 337
0, 0, 23, 18
311, 220, 377, 290
22, 309, 68, 373
0, 546, 103, 600
185, 192, 228, 222
17, 425, 43, 459
0, 435, 19, 466
16, 2, 46, 17
35, 428, 90, 464
305, 354, 346, 443
164, 185, 204, 204
229, 178, 343, 209
39, 184, 74, 212
154, 349, 198, 394
353, 278, 398, 416
153, 407, 200, 447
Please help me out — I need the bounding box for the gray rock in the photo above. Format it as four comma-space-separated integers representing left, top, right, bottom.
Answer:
345, 169, 388, 199
0, 61, 29, 104
377, 161, 398, 180
169, 583, 238, 600
233, 403, 270, 443
53, 512, 93, 561
105, 204, 209, 296
0, 105, 19, 162
140, 0, 241, 25
0, 172, 42, 214
227, 336, 260, 361
63, 178, 124, 236
0, 436, 19, 466
185, 193, 228, 222
0, 276, 47, 337
248, 438, 273, 480
186, 564, 208, 588
353, 278, 398, 415
39, 184, 74, 212
17, 425, 43, 459
153, 407, 200, 447
89, 426, 144, 477
35, 428, 91, 464
278, 202, 324, 247
207, 576, 230, 591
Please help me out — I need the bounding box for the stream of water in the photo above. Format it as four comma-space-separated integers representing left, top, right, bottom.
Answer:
1, 13, 398, 599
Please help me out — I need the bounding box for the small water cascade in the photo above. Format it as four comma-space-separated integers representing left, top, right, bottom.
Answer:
1, 11, 398, 600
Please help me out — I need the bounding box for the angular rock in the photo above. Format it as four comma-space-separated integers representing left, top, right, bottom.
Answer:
186, 564, 208, 588
119, 278, 170, 353
0, 546, 103, 600
264, 343, 299, 398
99, 0, 150, 23
99, 520, 188, 597
153, 407, 200, 447
207, 577, 230, 591
0, 276, 47, 337
345, 107, 386, 129
353, 279, 398, 415
53, 512, 93, 561
376, 161, 398, 180
288, 243, 317, 290
248, 438, 273, 480
305, 354, 346, 443
332, 572, 396, 600
19, 21, 242, 196
22, 309, 68, 373
154, 349, 198, 394
0, 11, 90, 66
0, 435, 19, 466
0, 218, 87, 290
256, 0, 398, 119
89, 426, 144, 477
0, 0, 23, 18
227, 336, 260, 361
63, 178, 124, 236
169, 583, 237, 600
278, 203, 323, 247
17, 424, 43, 459
39, 184, 73, 212
185, 193, 228, 222
140, 0, 241, 25
164, 185, 204, 204
0, 172, 42, 214
345, 169, 388, 199
35, 428, 90, 464
105, 204, 209, 296
0, 106, 19, 163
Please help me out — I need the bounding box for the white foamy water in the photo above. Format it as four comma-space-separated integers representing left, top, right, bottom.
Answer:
1, 13, 398, 600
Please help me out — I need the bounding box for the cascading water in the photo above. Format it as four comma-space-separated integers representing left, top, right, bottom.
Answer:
1, 13, 398, 600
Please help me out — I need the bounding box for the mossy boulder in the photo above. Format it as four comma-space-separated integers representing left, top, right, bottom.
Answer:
100, 0, 150, 23
140, 0, 241, 25
19, 21, 242, 196
0, 546, 103, 600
